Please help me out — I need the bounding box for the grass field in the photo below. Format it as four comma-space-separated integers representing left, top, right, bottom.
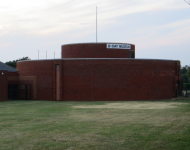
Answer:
0, 99, 190, 150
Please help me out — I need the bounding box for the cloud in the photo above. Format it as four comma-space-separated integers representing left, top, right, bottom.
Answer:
1, 0, 189, 37
0, 0, 190, 65
136, 18, 190, 48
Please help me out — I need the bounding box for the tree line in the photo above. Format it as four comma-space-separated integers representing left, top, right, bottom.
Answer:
181, 67, 190, 90
5, 57, 30, 69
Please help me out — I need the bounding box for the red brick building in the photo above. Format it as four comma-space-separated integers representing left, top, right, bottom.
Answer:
0, 62, 19, 101
1, 43, 181, 101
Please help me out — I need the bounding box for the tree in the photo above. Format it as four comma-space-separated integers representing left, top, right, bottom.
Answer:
181, 67, 188, 74
181, 67, 189, 83
180, 67, 190, 90
186, 67, 190, 83
5, 57, 31, 69
181, 74, 189, 83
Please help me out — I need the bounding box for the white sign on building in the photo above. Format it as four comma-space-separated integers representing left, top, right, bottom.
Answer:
107, 44, 131, 49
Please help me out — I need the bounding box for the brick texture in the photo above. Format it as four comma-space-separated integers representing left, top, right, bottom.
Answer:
0, 71, 19, 101
17, 59, 181, 101
1, 43, 181, 101
0, 71, 8, 101
17, 60, 56, 100
62, 43, 135, 58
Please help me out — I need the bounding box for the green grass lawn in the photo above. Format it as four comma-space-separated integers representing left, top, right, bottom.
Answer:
0, 99, 190, 150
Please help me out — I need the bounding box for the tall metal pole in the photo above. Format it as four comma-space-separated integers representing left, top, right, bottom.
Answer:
96, 6, 97, 43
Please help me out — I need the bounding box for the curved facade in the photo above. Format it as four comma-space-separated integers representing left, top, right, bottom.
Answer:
17, 58, 181, 101
1, 42, 181, 101
62, 43, 135, 58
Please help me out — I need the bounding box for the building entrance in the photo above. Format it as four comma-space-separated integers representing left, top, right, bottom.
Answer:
8, 84, 18, 100
8, 84, 31, 100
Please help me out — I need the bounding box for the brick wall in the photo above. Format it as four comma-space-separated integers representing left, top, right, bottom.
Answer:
0, 72, 19, 101
17, 60, 57, 100
0, 71, 8, 101
62, 43, 135, 58
62, 59, 180, 101
17, 59, 181, 101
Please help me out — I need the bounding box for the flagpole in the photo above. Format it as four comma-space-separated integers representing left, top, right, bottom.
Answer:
96, 6, 97, 43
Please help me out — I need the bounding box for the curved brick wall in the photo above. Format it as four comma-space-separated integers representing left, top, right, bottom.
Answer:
62, 43, 135, 58
17, 59, 181, 101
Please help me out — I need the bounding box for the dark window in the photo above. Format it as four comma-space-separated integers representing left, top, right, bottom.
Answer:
8, 84, 18, 100
8, 84, 31, 100
130, 51, 134, 58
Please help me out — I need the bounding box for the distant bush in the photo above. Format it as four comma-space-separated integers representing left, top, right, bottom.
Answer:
183, 83, 190, 90
181, 67, 190, 90
5, 57, 30, 68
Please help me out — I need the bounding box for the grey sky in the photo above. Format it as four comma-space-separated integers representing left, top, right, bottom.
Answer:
0, 0, 189, 66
